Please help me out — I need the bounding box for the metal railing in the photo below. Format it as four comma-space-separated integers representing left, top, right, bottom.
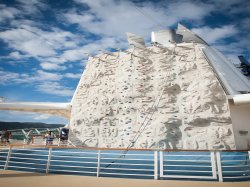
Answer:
159, 151, 217, 180
0, 145, 249, 182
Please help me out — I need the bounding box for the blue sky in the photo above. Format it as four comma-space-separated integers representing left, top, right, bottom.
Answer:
0, 0, 249, 124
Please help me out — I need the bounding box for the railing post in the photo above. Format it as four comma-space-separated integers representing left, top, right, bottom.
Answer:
4, 146, 12, 170
96, 150, 101, 177
154, 151, 158, 180
46, 147, 52, 174
216, 151, 223, 182
210, 151, 217, 179
159, 151, 164, 177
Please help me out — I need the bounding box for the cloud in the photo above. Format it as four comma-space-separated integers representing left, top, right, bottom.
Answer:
16, 0, 48, 15
191, 24, 250, 63
0, 69, 64, 85
213, 31, 250, 62
165, 2, 213, 20
0, 0, 215, 66
65, 0, 213, 40
36, 82, 74, 97
0, 69, 74, 97
33, 114, 51, 120
192, 25, 238, 44
36, 70, 62, 81
0, 4, 20, 23
9, 51, 22, 59
208, 0, 250, 14
0, 25, 80, 58
214, 43, 245, 55
0, 27, 55, 57
40, 62, 66, 71
0, 70, 19, 85
0, 0, 48, 24
241, 18, 250, 29
59, 36, 125, 62
65, 73, 82, 79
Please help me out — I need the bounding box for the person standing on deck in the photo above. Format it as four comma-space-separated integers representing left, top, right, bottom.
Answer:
45, 131, 54, 146
2, 129, 11, 144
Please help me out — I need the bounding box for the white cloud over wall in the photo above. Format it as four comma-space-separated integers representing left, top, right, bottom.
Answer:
192, 25, 239, 44
67, 0, 213, 39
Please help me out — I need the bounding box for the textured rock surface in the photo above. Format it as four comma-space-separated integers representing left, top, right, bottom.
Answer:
69, 43, 235, 150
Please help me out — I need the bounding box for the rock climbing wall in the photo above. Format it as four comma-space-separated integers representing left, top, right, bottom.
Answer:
69, 43, 235, 150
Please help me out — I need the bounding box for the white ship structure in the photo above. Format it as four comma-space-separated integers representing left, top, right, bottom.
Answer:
0, 24, 250, 150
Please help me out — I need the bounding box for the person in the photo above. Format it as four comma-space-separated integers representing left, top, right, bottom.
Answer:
60, 128, 69, 144
45, 131, 54, 146
6, 130, 12, 143
2, 129, 11, 144
0, 130, 2, 144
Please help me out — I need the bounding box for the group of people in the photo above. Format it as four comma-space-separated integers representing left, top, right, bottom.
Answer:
0, 128, 68, 146
44, 128, 69, 146
26, 130, 55, 146
25, 130, 56, 146
0, 129, 12, 144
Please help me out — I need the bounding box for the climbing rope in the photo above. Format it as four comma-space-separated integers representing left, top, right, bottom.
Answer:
104, 46, 177, 168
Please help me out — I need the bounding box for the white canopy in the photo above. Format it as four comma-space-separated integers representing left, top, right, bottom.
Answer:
0, 102, 71, 119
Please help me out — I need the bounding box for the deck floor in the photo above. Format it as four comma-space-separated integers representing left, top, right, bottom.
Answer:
0, 170, 250, 187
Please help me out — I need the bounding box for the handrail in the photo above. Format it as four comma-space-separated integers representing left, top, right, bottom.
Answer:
1, 144, 249, 152
9, 127, 59, 132
0, 146, 249, 182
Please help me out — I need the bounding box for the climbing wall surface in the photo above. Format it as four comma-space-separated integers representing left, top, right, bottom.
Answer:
69, 43, 235, 150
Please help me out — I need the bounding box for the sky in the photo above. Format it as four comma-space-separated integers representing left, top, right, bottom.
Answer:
0, 0, 249, 124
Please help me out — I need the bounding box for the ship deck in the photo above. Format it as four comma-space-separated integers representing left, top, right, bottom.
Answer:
1, 170, 250, 187
0, 128, 249, 183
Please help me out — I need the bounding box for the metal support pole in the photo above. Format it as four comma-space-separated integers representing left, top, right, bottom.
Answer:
22, 129, 27, 136
4, 146, 12, 170
210, 151, 217, 179
57, 128, 61, 146
154, 151, 158, 180
96, 150, 101, 177
216, 151, 223, 182
35, 129, 41, 134
58, 138, 61, 146
159, 151, 164, 177
46, 148, 52, 174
